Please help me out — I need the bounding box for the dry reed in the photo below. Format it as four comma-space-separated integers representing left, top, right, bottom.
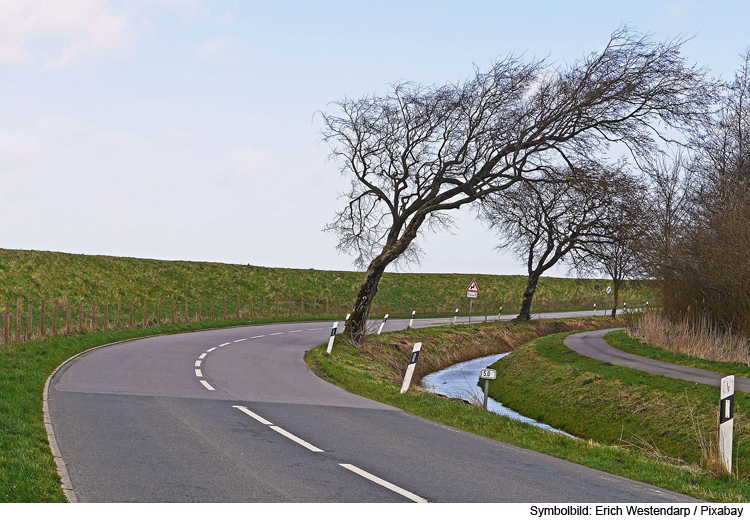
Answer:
628, 311, 750, 366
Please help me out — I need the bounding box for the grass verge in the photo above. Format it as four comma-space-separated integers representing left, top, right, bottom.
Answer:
0, 317, 265, 502
306, 319, 749, 502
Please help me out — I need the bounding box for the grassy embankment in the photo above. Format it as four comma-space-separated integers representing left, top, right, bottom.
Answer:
306, 319, 750, 502
0, 248, 656, 319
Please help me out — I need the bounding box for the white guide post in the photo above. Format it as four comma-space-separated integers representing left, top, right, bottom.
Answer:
453, 308, 459, 325
719, 375, 735, 474
326, 322, 338, 354
408, 310, 415, 329
345, 313, 351, 322
377, 313, 389, 335
593, 303, 597, 316
400, 342, 422, 394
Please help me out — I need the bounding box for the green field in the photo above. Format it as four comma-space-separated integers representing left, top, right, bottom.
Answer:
0, 248, 656, 319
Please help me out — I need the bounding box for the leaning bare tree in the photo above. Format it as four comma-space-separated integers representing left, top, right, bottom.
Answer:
480, 163, 634, 320
321, 27, 714, 343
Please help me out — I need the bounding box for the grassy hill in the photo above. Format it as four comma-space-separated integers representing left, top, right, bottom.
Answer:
0, 248, 657, 319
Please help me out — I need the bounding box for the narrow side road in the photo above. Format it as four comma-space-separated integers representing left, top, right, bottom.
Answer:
564, 328, 750, 392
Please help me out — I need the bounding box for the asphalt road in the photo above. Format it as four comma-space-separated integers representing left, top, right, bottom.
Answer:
565, 328, 750, 392
48, 312, 697, 503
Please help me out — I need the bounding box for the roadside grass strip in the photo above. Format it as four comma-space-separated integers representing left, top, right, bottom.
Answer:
304, 319, 750, 502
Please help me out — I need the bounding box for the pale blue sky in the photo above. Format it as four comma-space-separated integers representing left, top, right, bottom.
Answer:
1, 1, 748, 276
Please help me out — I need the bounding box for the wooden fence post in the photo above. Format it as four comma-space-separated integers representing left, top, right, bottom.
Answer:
117, 300, 122, 329
104, 300, 109, 331
172, 297, 176, 324
288, 297, 292, 317
263, 298, 267, 319
184, 298, 189, 322
66, 300, 72, 335
249, 296, 253, 319
3, 302, 9, 345
27, 300, 33, 340
16, 299, 21, 342
91, 300, 97, 332
143, 299, 148, 327
211, 298, 214, 320
237, 296, 241, 319
198, 299, 202, 320
158, 299, 162, 326
40, 300, 46, 336
223, 297, 227, 320
79, 300, 84, 332
301, 297, 304, 315
52, 300, 58, 336
130, 300, 134, 328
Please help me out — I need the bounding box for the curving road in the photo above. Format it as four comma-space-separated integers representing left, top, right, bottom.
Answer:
47, 313, 696, 502
565, 328, 750, 392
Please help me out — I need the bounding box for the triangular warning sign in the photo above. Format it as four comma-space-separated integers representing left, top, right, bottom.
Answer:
466, 279, 479, 293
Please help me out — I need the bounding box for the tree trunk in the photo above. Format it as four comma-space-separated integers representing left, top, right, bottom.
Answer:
344, 261, 388, 343
517, 273, 541, 320
611, 282, 621, 317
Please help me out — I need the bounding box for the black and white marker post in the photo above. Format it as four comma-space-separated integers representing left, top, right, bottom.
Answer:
400, 342, 422, 394
408, 310, 416, 329
719, 375, 735, 474
453, 308, 459, 325
377, 313, 389, 335
326, 322, 338, 354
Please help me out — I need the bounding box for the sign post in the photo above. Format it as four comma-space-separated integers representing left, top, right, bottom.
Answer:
466, 279, 479, 325
479, 368, 497, 410
719, 375, 735, 474
400, 342, 422, 394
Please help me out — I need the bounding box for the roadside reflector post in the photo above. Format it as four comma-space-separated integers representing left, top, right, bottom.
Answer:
408, 310, 415, 329
326, 322, 338, 354
497, 306, 503, 321
345, 313, 351, 323
593, 303, 597, 317
623, 301, 627, 313
453, 308, 459, 325
377, 313, 389, 335
719, 375, 735, 474
479, 368, 497, 410
400, 342, 422, 394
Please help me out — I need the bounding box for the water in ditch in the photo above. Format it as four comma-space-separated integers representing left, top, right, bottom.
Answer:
421, 352, 575, 438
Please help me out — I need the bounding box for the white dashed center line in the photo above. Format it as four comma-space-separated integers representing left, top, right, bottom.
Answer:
233, 405, 322, 452
270, 426, 324, 452
250, 335, 265, 339
269, 332, 283, 336
207, 347, 216, 352
339, 464, 428, 503
308, 328, 322, 331
200, 380, 215, 391
234, 338, 247, 343
233, 405, 272, 425
199, 353, 208, 359
289, 330, 303, 333
195, 369, 203, 378
219, 342, 231, 347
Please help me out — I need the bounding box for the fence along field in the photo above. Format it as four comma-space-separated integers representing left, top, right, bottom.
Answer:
0, 249, 657, 348
0, 291, 652, 348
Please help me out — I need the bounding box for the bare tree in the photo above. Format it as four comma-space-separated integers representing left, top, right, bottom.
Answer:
321, 27, 714, 342
481, 163, 634, 319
